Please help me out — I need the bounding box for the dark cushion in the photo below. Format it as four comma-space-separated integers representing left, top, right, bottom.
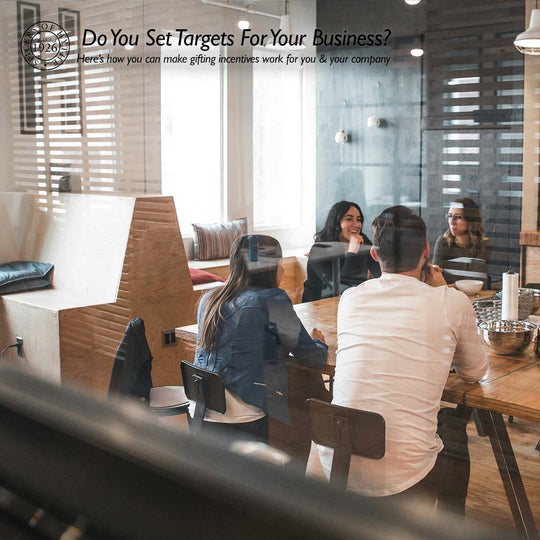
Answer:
189, 267, 225, 285
0, 261, 53, 295
192, 218, 247, 261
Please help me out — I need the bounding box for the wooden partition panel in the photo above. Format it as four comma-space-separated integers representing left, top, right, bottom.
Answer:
57, 196, 197, 392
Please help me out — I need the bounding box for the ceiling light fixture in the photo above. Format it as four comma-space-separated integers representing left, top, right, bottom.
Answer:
266, 0, 306, 50
410, 47, 424, 57
238, 20, 250, 30
201, 0, 281, 21
514, 7, 540, 55
200, 0, 304, 50
404, 0, 421, 5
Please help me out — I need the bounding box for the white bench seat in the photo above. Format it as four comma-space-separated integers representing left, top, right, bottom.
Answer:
0, 193, 198, 392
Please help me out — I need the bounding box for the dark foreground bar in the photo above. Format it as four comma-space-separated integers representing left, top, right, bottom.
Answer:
0, 367, 513, 540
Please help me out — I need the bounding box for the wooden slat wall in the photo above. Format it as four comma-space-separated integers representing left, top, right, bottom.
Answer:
424, 0, 525, 282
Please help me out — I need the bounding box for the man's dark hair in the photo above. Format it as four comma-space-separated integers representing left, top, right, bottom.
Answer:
371, 206, 426, 272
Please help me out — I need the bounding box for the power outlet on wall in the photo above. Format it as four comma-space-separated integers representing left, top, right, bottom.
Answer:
16, 337, 23, 357
162, 329, 177, 348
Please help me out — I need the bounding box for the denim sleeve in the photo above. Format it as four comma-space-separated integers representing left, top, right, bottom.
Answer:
268, 290, 328, 369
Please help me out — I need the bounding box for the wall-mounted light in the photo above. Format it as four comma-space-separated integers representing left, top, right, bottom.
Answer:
367, 116, 381, 128
335, 100, 349, 143
514, 8, 540, 55
410, 47, 424, 57
334, 129, 348, 143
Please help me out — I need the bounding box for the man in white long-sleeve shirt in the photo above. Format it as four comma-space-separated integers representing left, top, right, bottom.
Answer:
316, 205, 488, 512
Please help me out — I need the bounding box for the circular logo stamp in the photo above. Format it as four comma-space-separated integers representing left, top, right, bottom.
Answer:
20, 21, 70, 71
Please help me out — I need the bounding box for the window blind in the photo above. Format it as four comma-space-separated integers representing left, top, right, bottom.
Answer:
8, 0, 162, 213
424, 0, 525, 282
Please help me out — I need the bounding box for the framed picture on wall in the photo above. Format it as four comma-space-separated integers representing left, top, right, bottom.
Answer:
17, 0, 42, 134
58, 8, 82, 135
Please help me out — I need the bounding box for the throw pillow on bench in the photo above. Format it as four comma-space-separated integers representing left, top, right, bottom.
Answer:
189, 268, 225, 286
0, 261, 54, 295
192, 218, 247, 261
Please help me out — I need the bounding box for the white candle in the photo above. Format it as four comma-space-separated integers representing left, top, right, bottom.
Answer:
502, 271, 519, 320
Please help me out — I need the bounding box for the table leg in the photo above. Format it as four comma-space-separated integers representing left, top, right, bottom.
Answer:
475, 409, 539, 539
472, 409, 486, 437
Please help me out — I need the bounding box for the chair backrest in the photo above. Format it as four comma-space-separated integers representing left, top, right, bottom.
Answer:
108, 318, 153, 403
306, 398, 385, 489
181, 361, 226, 433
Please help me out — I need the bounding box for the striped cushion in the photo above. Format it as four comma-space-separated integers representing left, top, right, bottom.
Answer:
192, 218, 247, 261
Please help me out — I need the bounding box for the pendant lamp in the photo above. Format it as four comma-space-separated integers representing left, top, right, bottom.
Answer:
266, 0, 306, 50
514, 8, 540, 55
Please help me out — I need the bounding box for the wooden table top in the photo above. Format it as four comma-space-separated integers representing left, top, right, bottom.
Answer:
176, 292, 540, 421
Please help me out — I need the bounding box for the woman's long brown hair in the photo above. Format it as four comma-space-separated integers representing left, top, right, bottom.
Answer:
197, 235, 282, 351
444, 197, 485, 250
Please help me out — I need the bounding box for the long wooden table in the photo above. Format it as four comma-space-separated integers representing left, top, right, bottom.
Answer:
176, 295, 539, 538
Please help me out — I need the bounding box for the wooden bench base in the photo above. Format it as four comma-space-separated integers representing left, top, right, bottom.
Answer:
0, 195, 198, 393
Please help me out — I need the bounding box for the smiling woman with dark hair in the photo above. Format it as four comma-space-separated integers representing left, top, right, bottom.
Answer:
302, 201, 381, 302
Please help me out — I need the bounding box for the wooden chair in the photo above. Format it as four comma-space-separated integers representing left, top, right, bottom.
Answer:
108, 318, 189, 416
181, 361, 226, 434
306, 398, 385, 489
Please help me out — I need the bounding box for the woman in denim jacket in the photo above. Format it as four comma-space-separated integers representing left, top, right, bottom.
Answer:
193, 234, 328, 443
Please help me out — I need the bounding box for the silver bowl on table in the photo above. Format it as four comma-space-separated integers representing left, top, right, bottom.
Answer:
522, 288, 540, 315
477, 320, 536, 356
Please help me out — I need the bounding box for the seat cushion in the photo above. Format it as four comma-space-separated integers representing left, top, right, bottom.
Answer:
0, 261, 53, 295
192, 218, 247, 261
189, 267, 225, 285
150, 385, 189, 409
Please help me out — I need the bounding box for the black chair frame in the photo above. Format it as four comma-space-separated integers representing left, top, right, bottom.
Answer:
306, 398, 385, 489
181, 361, 226, 434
